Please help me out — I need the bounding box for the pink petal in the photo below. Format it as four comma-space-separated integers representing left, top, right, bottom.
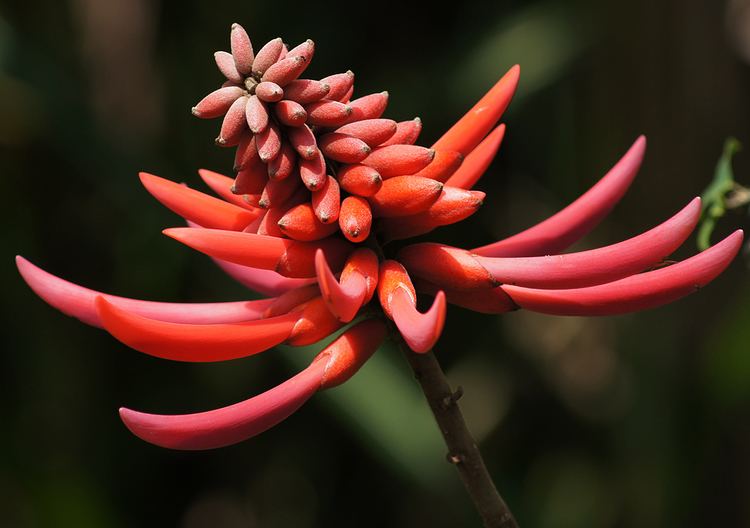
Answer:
16, 256, 273, 328
391, 289, 446, 354
474, 136, 646, 257
474, 197, 701, 288
501, 230, 743, 316
314, 249, 367, 323
119, 359, 326, 450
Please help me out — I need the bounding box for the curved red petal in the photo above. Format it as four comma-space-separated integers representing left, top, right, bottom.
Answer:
119, 359, 326, 450
314, 318, 388, 389
197, 169, 259, 211
16, 256, 273, 327
475, 197, 701, 288
444, 124, 505, 189
139, 172, 258, 231
163, 228, 290, 270
96, 297, 297, 362
474, 136, 646, 257
501, 230, 743, 316
286, 296, 344, 346
315, 249, 367, 322
391, 288, 446, 354
164, 227, 350, 278
432, 65, 519, 156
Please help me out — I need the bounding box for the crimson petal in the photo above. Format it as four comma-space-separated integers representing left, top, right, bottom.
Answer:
475, 197, 701, 288
391, 289, 446, 354
16, 256, 273, 327
314, 249, 367, 323
164, 227, 350, 278
139, 172, 259, 231
444, 124, 506, 189
119, 359, 326, 450
473, 136, 646, 257
501, 230, 743, 316
432, 65, 519, 156
96, 297, 298, 362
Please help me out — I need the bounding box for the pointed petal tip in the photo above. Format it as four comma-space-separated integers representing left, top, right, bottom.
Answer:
392, 288, 446, 354
501, 229, 743, 316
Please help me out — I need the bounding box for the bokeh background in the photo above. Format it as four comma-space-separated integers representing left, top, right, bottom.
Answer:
2, 0, 750, 526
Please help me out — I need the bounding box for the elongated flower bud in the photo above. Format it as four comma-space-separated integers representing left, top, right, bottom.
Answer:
244, 94, 269, 133
230, 23, 254, 74
193, 86, 244, 118
214, 51, 243, 84
339, 196, 372, 243
335, 118, 397, 147
382, 117, 422, 146
363, 145, 435, 178
278, 203, 339, 241
255, 81, 284, 102
368, 176, 443, 217
319, 133, 371, 163
311, 175, 340, 223
380, 187, 485, 240
345, 92, 389, 122
252, 37, 284, 76
283, 79, 330, 104
337, 164, 382, 197
320, 71, 354, 101
299, 151, 327, 190
262, 55, 309, 86
274, 99, 308, 127
305, 100, 353, 127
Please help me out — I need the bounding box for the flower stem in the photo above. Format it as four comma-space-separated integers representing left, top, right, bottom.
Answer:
401, 344, 519, 528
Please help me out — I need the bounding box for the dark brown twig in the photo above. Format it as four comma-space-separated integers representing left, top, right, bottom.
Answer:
401, 344, 519, 528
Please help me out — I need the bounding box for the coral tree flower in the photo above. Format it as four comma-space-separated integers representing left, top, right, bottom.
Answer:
17, 24, 743, 451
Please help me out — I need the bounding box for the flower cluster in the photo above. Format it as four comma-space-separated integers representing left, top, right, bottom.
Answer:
18, 24, 743, 451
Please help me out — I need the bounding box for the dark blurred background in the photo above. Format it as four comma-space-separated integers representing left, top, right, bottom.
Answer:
2, 0, 750, 526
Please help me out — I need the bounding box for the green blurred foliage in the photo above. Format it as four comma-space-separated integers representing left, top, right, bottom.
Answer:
2, 0, 750, 527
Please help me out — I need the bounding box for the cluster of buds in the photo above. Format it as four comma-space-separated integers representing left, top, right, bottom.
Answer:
190, 23, 491, 243
18, 24, 743, 451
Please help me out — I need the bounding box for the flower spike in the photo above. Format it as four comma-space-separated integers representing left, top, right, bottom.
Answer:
501, 230, 743, 316
432, 65, 519, 156
474, 136, 646, 257
96, 297, 298, 362
139, 172, 259, 231
16, 256, 275, 327
17, 25, 744, 455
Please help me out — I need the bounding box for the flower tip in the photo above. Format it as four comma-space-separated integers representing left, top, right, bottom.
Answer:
191, 106, 201, 117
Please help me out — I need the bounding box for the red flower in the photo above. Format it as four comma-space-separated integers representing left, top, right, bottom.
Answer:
17, 24, 743, 450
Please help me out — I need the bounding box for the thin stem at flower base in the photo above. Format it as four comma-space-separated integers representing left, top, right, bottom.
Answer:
401, 344, 519, 528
